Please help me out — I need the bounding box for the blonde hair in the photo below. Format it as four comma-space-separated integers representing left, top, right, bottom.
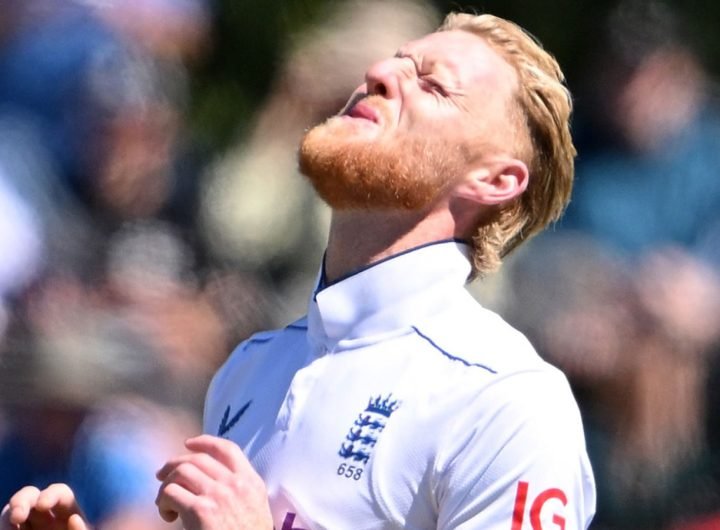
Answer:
440, 13, 576, 277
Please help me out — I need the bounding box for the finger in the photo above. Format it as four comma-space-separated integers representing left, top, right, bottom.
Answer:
68, 513, 90, 530
185, 435, 249, 473
1, 503, 15, 530
156, 482, 197, 523
6, 487, 40, 525
156, 451, 229, 482
35, 484, 80, 517
161, 461, 218, 500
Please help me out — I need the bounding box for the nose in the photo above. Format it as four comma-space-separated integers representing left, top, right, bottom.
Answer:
365, 58, 407, 99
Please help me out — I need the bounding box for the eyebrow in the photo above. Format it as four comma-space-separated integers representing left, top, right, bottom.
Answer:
394, 48, 462, 97
395, 50, 428, 79
394, 49, 420, 63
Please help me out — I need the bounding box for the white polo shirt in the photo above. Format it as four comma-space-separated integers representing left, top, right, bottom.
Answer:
204, 240, 596, 530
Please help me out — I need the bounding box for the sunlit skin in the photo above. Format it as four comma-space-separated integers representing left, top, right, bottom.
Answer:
301, 29, 528, 281
1, 29, 531, 530
328, 30, 519, 143
1, 484, 89, 530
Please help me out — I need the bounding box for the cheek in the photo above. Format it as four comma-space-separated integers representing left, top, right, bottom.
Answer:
467, 101, 517, 152
401, 95, 455, 130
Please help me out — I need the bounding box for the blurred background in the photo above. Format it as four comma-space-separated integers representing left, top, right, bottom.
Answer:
0, 0, 718, 528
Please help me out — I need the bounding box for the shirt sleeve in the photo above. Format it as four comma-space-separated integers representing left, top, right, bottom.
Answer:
202, 339, 252, 435
435, 370, 596, 530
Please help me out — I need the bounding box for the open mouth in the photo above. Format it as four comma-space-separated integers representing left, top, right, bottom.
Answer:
348, 102, 379, 123
342, 96, 380, 124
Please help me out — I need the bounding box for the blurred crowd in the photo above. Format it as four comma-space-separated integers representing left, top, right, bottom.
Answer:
0, 0, 439, 527
0, 0, 718, 529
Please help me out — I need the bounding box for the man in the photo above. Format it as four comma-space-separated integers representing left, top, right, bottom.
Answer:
2, 11, 596, 530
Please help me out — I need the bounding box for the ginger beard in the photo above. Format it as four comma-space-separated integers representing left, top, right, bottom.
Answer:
298, 99, 470, 211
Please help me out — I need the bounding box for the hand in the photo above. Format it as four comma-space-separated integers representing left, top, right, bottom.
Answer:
155, 435, 273, 530
1, 484, 90, 530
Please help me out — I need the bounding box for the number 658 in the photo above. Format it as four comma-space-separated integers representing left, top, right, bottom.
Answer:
337, 463, 363, 481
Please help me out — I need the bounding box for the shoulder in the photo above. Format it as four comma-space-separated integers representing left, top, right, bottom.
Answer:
421, 301, 595, 528
410, 291, 548, 376
405, 293, 579, 436
204, 317, 309, 405
222, 317, 307, 368
407, 293, 585, 451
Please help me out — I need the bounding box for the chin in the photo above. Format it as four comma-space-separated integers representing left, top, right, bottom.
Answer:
300, 130, 437, 211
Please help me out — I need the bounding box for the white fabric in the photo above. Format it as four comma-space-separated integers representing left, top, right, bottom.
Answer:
204, 240, 596, 530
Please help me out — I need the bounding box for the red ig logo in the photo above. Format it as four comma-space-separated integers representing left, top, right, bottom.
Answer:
511, 481, 568, 530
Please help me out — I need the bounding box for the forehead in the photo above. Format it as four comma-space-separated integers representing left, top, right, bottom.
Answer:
399, 29, 518, 95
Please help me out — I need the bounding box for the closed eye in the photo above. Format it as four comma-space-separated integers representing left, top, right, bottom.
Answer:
420, 76, 448, 97
395, 50, 451, 98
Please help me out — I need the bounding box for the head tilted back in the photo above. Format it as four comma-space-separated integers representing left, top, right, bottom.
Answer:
440, 13, 575, 277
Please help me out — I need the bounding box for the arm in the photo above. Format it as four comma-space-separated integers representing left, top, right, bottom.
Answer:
155, 434, 273, 530
436, 371, 596, 530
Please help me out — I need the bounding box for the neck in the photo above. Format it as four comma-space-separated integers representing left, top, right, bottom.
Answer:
323, 207, 459, 283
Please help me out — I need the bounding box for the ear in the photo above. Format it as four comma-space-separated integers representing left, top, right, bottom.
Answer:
452, 158, 529, 205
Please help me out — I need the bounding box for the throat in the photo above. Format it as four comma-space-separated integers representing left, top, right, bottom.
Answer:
323, 209, 456, 283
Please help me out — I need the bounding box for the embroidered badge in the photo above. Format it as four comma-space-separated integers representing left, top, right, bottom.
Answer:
337, 394, 400, 472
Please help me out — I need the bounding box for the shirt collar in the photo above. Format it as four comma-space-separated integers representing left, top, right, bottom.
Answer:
307, 240, 472, 350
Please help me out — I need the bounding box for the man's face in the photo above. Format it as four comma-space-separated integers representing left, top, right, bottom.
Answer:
299, 29, 519, 211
